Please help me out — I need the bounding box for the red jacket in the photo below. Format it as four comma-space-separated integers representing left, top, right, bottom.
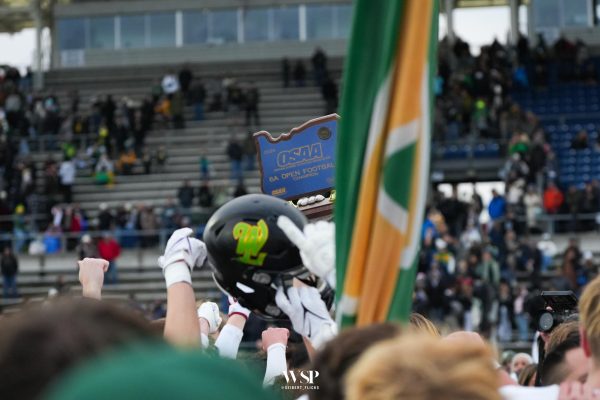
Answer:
543, 188, 564, 213
97, 239, 121, 261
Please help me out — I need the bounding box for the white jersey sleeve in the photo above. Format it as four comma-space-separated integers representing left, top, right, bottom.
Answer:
200, 333, 209, 349
263, 343, 287, 386
215, 324, 244, 359
500, 384, 559, 400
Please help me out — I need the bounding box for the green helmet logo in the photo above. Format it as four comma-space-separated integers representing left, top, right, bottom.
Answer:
232, 219, 269, 266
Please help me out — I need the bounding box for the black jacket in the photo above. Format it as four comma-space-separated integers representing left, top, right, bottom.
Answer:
1, 254, 18, 276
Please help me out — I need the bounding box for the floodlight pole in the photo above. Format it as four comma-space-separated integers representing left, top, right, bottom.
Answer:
509, 0, 520, 45
445, 0, 455, 44
32, 0, 44, 90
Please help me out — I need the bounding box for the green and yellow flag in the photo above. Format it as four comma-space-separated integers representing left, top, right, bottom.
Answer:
335, 0, 438, 327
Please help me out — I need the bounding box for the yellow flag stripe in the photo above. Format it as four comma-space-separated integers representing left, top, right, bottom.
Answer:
373, 0, 433, 321
356, 214, 405, 324
340, 71, 394, 300
350, 0, 434, 324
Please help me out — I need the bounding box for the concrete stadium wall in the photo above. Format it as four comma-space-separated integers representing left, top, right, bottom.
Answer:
54, 39, 348, 69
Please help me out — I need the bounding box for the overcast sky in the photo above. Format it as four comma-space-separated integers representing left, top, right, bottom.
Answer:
0, 6, 522, 70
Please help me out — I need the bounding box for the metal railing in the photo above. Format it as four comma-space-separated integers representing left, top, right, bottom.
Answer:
1, 228, 195, 256
0, 208, 217, 233
0, 211, 598, 257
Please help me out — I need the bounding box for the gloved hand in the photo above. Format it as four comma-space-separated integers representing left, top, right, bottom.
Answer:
277, 216, 335, 288
157, 228, 206, 287
228, 296, 251, 321
197, 301, 223, 334
275, 286, 337, 349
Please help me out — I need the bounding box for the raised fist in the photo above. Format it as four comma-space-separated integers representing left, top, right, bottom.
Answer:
262, 327, 289, 352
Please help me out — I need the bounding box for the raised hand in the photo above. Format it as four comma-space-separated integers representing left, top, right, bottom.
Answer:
277, 216, 335, 288
275, 285, 337, 349
262, 327, 289, 352
78, 257, 109, 300
197, 301, 223, 334
228, 296, 251, 321
158, 228, 206, 287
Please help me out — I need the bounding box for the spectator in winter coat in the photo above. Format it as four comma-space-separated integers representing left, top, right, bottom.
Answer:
281, 58, 290, 88
178, 65, 193, 96
227, 137, 243, 181
77, 234, 98, 260
198, 183, 214, 208
58, 157, 76, 204
293, 60, 306, 87
543, 182, 564, 214
245, 83, 260, 128
1, 247, 19, 298
242, 131, 256, 171
311, 47, 328, 86
189, 81, 206, 121
97, 203, 113, 231
97, 234, 120, 284
538, 233, 558, 272
571, 130, 589, 150
321, 75, 338, 114
523, 185, 542, 232
488, 189, 506, 221
177, 180, 195, 211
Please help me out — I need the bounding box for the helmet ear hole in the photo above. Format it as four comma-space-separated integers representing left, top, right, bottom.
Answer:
236, 282, 255, 294
213, 224, 225, 237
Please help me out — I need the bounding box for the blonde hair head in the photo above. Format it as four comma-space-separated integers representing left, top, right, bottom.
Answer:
345, 334, 500, 400
579, 275, 600, 361
409, 313, 441, 338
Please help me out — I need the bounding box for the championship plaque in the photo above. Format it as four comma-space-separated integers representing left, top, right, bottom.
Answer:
254, 114, 339, 219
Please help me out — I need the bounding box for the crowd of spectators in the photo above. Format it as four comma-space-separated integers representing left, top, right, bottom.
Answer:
435, 33, 600, 231
416, 35, 600, 344
0, 47, 345, 258
416, 181, 599, 343
0, 61, 273, 254
435, 34, 597, 142
282, 48, 339, 115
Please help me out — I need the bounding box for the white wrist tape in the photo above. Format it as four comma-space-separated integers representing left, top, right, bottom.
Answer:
163, 261, 192, 288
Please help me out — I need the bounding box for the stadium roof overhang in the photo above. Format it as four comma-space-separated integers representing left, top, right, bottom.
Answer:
0, 0, 65, 34
0, 0, 530, 34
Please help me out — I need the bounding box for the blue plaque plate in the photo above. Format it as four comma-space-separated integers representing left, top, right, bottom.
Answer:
254, 114, 338, 200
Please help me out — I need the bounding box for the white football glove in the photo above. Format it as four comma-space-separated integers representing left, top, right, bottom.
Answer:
197, 301, 223, 334
157, 228, 207, 287
275, 286, 337, 349
277, 216, 336, 289
228, 296, 251, 320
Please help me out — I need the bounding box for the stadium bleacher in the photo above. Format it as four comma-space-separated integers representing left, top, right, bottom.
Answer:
39, 59, 343, 217
1, 58, 343, 312
513, 83, 600, 188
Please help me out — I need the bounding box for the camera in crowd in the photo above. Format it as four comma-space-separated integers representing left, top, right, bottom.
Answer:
530, 291, 579, 333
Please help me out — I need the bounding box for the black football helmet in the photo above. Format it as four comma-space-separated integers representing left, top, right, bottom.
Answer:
203, 194, 333, 319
